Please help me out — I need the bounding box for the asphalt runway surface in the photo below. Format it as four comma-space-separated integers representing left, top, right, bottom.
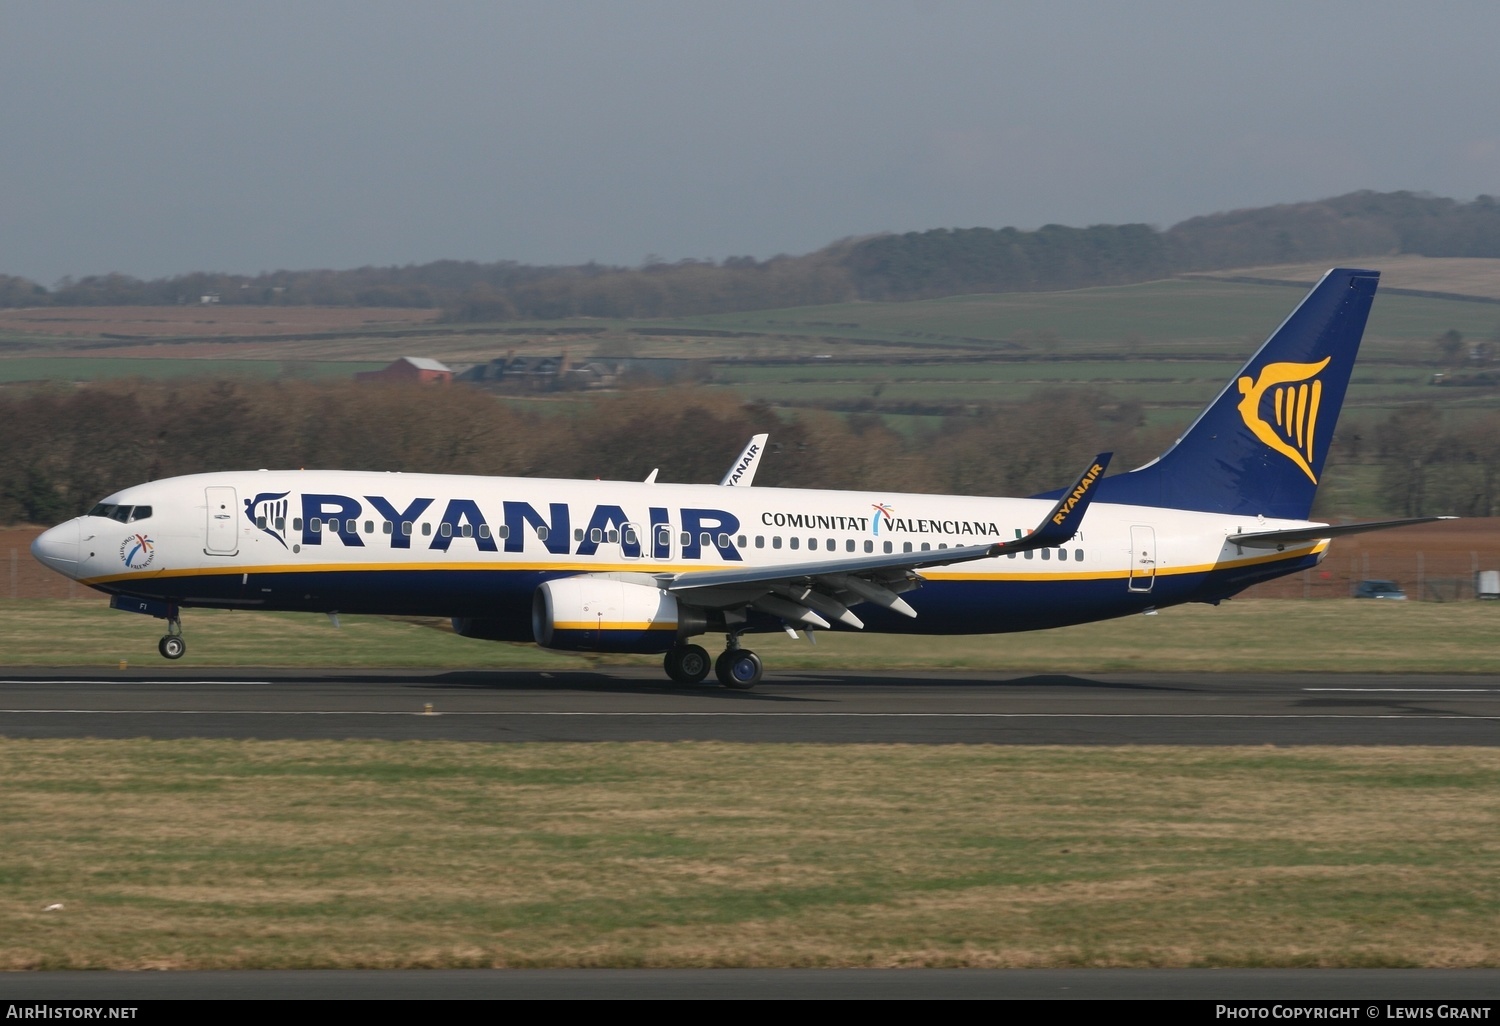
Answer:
1, 666, 1498, 744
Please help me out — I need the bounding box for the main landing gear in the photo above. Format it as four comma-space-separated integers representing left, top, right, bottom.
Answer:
158, 614, 186, 660
663, 635, 764, 689
714, 646, 762, 689
663, 644, 710, 685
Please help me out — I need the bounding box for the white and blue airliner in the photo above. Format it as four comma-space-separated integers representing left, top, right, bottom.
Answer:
31, 269, 1447, 687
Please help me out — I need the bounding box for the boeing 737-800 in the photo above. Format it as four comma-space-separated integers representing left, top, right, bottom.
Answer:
31, 268, 1448, 687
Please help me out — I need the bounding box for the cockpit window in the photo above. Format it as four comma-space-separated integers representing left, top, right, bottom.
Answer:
85, 503, 151, 523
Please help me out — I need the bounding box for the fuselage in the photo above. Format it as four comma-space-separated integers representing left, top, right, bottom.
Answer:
31, 468, 1326, 636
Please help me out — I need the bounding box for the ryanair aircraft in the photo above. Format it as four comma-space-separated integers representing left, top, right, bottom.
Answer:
31, 268, 1446, 687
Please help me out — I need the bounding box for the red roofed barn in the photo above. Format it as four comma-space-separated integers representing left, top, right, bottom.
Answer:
355, 357, 453, 385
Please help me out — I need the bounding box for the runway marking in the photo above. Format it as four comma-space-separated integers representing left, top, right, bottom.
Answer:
0, 680, 274, 686
1, 710, 1498, 720
1303, 687, 1497, 692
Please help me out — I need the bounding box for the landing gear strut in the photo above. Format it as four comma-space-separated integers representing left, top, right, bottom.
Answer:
714, 635, 762, 690
158, 614, 185, 660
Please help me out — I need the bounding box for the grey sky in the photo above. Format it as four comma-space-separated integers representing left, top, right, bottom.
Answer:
3, 1, 1498, 285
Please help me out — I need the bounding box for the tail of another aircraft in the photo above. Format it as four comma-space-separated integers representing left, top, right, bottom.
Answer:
1092, 267, 1380, 519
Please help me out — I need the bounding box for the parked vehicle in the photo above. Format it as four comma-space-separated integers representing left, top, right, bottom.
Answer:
1353, 579, 1407, 600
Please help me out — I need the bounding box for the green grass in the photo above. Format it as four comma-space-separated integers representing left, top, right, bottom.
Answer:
714, 378, 1445, 408
653, 278, 1500, 355
708, 358, 1452, 415
4, 597, 1498, 674
713, 360, 1246, 384
0, 357, 385, 383
3, 740, 1498, 968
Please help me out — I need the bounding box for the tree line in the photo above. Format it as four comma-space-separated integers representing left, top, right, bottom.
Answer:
1, 378, 1491, 526
6, 191, 1500, 319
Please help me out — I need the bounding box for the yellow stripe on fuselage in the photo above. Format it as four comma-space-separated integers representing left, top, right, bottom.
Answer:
923, 541, 1327, 581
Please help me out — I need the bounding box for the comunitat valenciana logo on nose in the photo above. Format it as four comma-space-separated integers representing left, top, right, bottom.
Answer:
1236, 357, 1331, 484
120, 533, 155, 569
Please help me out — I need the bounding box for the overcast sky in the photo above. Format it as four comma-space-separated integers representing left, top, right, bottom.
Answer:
3, 1, 1498, 285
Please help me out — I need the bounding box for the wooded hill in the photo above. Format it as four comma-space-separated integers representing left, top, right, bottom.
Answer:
7, 190, 1500, 318
5, 377, 1497, 524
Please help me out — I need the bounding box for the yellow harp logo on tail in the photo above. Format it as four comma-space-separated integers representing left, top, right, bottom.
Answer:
1235, 357, 1331, 484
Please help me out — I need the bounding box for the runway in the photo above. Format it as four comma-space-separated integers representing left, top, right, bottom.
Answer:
2, 667, 1497, 744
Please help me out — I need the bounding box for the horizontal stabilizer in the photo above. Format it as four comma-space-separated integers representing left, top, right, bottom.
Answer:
1228, 516, 1457, 549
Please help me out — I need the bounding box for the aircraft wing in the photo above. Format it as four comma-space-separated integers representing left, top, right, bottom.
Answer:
664, 453, 1111, 629
1227, 516, 1456, 549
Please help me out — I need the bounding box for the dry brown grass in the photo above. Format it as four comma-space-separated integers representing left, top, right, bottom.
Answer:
0, 306, 439, 338
2, 742, 1498, 969
1209, 256, 1500, 301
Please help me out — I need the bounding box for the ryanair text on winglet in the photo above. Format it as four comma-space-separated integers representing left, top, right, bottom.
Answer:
1051, 463, 1105, 526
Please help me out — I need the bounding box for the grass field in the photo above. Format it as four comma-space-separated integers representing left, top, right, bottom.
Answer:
3, 278, 1497, 430
3, 597, 1498, 674
0, 357, 386, 383
661, 278, 1500, 356
3, 740, 1498, 969
711, 373, 1444, 414
1202, 255, 1500, 301
7, 276, 1498, 368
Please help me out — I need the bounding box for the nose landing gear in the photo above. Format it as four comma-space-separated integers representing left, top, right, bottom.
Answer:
157, 614, 185, 660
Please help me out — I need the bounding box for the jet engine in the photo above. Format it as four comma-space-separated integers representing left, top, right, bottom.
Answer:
532, 575, 706, 653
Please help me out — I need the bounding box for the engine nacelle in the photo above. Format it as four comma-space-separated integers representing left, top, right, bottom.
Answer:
532, 576, 705, 653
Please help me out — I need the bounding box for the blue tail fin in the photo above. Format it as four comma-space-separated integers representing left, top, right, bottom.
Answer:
1093, 267, 1379, 519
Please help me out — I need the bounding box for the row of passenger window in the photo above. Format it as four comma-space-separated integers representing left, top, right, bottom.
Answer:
260, 515, 1083, 560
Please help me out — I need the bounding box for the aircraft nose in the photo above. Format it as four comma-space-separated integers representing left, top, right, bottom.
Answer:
31, 521, 80, 576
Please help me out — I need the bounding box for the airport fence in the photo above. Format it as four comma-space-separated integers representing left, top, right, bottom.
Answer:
1239, 548, 1500, 600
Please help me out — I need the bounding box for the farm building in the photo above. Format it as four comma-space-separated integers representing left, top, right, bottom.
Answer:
457, 354, 688, 390
355, 356, 453, 385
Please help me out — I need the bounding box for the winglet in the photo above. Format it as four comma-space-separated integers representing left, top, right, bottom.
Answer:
720, 434, 769, 486
991, 453, 1111, 556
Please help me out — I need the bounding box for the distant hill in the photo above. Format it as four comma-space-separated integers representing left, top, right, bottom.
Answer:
6, 190, 1500, 317
847, 192, 1500, 300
